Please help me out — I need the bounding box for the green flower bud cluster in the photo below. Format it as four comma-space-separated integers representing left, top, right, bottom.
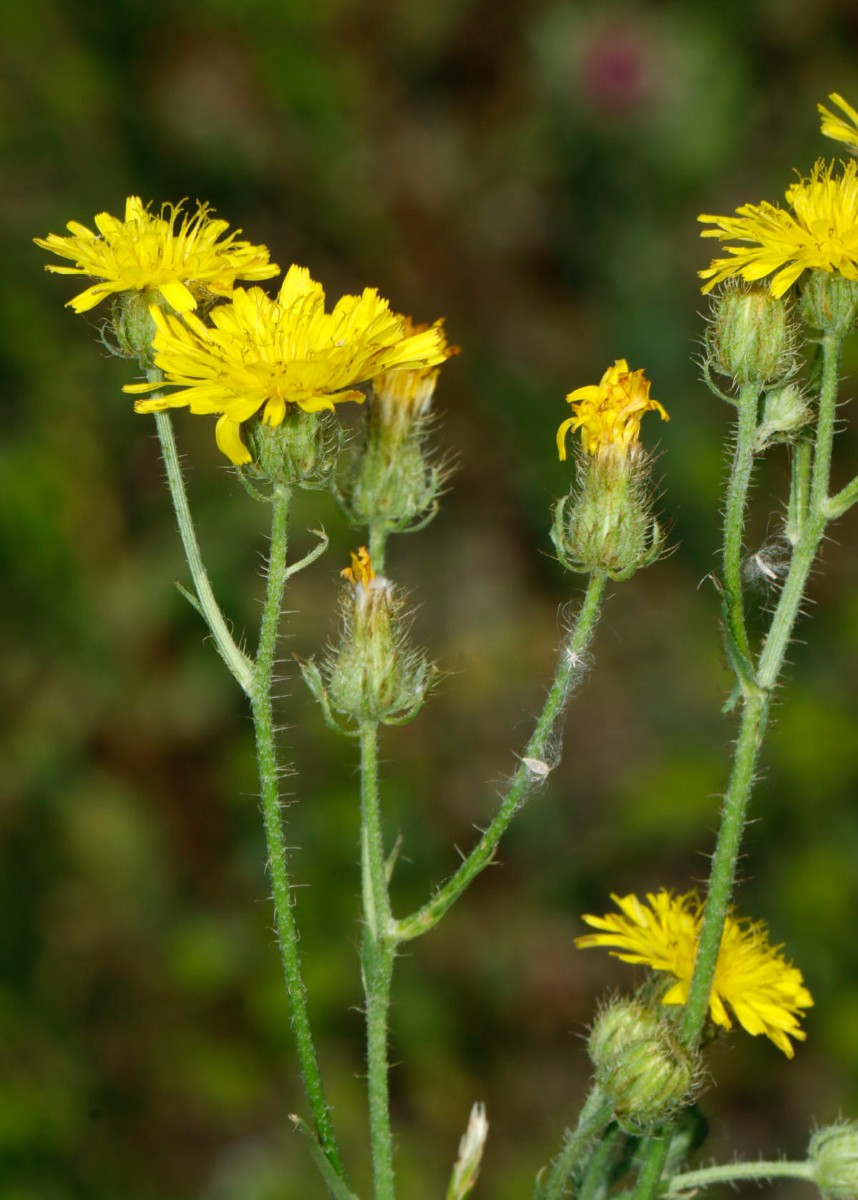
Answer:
810, 1123, 858, 1200
242, 409, 343, 492
302, 549, 434, 728
588, 998, 699, 1135
551, 445, 664, 581
706, 283, 798, 388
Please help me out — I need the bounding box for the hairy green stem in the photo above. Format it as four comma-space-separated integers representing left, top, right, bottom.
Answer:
153, 409, 254, 694
631, 332, 845, 1200
722, 383, 761, 660
666, 1159, 814, 1195
538, 1088, 613, 1200
253, 487, 347, 1186
359, 719, 397, 1200
368, 522, 389, 575
394, 570, 608, 942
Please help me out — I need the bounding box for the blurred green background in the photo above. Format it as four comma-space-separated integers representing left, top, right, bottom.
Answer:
5, 1, 858, 1196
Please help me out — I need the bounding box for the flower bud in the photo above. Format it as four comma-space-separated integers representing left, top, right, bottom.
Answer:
800, 270, 858, 335
588, 998, 697, 1134
553, 361, 667, 581
312, 548, 433, 725
809, 1123, 858, 1200
242, 408, 342, 491
447, 1102, 488, 1200
112, 292, 158, 366
552, 445, 664, 581
756, 381, 813, 449
707, 283, 796, 386
339, 320, 456, 533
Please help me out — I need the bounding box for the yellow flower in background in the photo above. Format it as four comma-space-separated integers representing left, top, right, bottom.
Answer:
34, 196, 279, 314
556, 359, 668, 461
699, 159, 858, 297
818, 93, 858, 154
125, 265, 449, 464
576, 891, 813, 1058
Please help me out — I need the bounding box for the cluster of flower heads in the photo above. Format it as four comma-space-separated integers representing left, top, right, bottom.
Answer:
699, 93, 858, 298
36, 197, 452, 464
577, 890, 813, 1058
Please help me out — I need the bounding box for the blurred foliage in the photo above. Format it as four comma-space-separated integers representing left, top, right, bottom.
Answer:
5, 0, 858, 1196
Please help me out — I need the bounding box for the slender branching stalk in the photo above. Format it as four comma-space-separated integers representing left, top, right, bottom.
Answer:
394, 569, 607, 942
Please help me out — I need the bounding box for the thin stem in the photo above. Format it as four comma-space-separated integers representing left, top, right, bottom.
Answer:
153, 409, 254, 695
666, 1160, 815, 1195
395, 571, 607, 942
253, 487, 348, 1186
678, 691, 766, 1042
359, 719, 396, 1200
368, 522, 389, 575
577, 1122, 623, 1200
722, 383, 761, 661
786, 437, 812, 543
538, 1089, 613, 1200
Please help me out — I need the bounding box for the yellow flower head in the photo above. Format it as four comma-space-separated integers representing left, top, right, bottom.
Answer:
699, 159, 858, 297
124, 265, 450, 464
556, 359, 668, 461
34, 196, 279, 314
372, 318, 459, 427
576, 891, 813, 1058
341, 546, 375, 587
818, 93, 858, 155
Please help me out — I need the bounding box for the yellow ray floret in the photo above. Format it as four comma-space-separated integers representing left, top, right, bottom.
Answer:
125, 265, 450, 464
34, 196, 279, 314
699, 159, 858, 297
372, 317, 459, 420
818, 92, 858, 154
556, 359, 668, 461
576, 891, 813, 1058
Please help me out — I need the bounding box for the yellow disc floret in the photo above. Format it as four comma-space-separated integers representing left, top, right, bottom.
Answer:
699, 159, 858, 297
124, 265, 450, 464
576, 890, 813, 1057
34, 196, 279, 314
556, 359, 668, 461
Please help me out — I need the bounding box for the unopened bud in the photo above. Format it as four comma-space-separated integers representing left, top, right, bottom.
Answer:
446, 1102, 488, 1200
810, 1123, 858, 1200
588, 998, 697, 1134
112, 292, 158, 366
707, 283, 796, 386
756, 382, 812, 449
800, 270, 858, 335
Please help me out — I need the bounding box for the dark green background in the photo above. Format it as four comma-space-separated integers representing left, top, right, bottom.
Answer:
5, 1, 858, 1196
